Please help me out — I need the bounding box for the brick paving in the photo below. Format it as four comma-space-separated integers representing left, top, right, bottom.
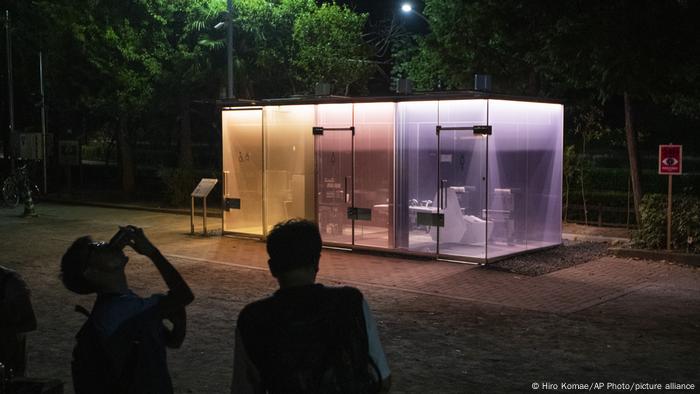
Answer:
75, 203, 693, 316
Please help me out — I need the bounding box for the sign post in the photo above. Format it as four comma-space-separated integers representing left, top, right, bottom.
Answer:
658, 144, 682, 251
190, 178, 218, 236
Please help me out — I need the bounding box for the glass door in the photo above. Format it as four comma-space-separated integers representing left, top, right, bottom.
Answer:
436, 126, 488, 260
222, 108, 264, 236
314, 127, 354, 245
396, 100, 489, 261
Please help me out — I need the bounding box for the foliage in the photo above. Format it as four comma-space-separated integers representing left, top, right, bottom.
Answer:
158, 166, 195, 207
633, 194, 700, 253
292, 3, 373, 95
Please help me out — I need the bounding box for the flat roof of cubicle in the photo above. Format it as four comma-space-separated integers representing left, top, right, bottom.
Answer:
217, 90, 563, 108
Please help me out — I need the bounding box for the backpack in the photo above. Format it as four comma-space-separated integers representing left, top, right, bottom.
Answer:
315, 291, 382, 394
241, 286, 381, 394
71, 304, 172, 394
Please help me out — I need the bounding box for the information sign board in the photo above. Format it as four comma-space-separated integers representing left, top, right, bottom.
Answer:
191, 178, 218, 198
658, 144, 682, 175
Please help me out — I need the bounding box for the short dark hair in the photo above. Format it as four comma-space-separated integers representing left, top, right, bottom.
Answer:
60, 236, 97, 294
266, 219, 322, 275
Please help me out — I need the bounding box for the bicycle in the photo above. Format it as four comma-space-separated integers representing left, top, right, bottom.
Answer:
2, 165, 40, 208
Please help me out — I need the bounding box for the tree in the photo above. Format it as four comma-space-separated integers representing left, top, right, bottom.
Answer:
292, 3, 373, 95
153, 0, 226, 171
396, 0, 700, 224
4, 0, 378, 199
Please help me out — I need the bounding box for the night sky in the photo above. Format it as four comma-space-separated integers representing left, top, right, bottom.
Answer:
336, 0, 424, 22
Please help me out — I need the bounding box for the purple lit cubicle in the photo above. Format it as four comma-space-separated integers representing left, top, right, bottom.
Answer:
222, 94, 563, 263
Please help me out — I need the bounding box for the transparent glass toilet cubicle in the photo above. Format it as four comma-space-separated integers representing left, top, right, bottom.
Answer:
395, 100, 563, 261
222, 98, 563, 263
222, 106, 316, 236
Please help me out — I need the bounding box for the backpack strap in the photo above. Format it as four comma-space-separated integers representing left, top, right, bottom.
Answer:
74, 304, 91, 318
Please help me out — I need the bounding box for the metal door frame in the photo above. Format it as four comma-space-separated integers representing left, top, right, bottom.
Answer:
312, 125, 356, 246
221, 107, 266, 238
435, 124, 492, 263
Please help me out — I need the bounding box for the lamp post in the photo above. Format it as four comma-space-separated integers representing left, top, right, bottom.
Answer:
226, 0, 233, 98
216, 1, 235, 98
5, 10, 16, 171
401, 3, 429, 24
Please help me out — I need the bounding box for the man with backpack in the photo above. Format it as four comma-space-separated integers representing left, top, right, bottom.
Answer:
61, 225, 194, 394
231, 219, 391, 394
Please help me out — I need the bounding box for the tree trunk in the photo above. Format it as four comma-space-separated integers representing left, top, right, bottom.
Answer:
580, 138, 588, 225
178, 97, 193, 170
117, 116, 135, 196
624, 92, 643, 226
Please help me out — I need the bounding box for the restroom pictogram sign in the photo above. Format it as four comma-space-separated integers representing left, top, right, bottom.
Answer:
658, 145, 682, 175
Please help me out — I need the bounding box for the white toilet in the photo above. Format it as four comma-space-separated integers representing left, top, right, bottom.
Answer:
429, 188, 493, 245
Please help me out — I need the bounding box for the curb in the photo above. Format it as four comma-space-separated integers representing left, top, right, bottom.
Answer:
562, 232, 630, 244
609, 247, 700, 267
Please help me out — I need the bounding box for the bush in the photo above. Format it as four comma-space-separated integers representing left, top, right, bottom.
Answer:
633, 193, 700, 253
157, 166, 195, 207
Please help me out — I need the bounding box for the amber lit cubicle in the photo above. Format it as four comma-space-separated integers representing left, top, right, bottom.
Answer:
222, 94, 563, 263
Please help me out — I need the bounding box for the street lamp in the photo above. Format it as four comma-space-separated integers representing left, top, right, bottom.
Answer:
400, 3, 429, 24
226, 0, 233, 98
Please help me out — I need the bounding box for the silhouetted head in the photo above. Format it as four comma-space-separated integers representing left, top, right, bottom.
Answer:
266, 219, 322, 280
61, 235, 128, 294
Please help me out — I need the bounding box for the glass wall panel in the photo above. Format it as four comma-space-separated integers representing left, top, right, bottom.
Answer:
525, 102, 563, 247
222, 109, 264, 235
264, 105, 315, 232
436, 100, 488, 260
353, 103, 395, 249
484, 100, 529, 258
396, 101, 439, 254
487, 100, 563, 258
315, 104, 354, 245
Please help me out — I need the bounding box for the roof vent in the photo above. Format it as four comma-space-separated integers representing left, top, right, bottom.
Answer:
314, 82, 331, 96
391, 78, 414, 95
474, 74, 492, 92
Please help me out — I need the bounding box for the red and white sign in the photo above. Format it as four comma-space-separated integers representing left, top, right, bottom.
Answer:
658, 144, 682, 175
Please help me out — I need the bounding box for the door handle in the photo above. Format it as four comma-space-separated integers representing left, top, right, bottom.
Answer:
223, 171, 229, 197
344, 176, 351, 204
440, 179, 448, 209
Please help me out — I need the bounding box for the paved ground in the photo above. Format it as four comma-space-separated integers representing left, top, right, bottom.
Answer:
1, 203, 698, 393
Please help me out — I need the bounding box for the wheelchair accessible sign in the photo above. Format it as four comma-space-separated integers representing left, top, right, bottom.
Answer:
658, 144, 682, 175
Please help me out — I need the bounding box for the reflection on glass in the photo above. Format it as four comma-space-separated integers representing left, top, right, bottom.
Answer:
222, 109, 264, 235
